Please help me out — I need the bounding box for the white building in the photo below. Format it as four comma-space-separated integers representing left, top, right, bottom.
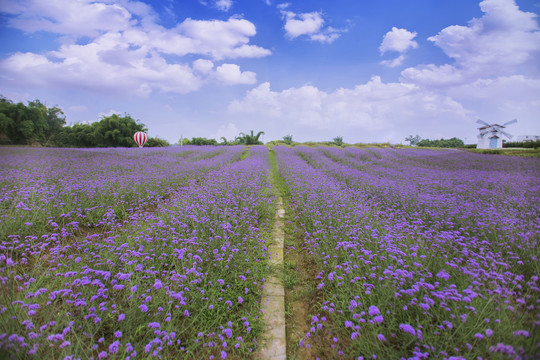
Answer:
476, 119, 516, 149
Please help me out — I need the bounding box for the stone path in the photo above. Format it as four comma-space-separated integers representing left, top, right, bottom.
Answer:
258, 196, 286, 359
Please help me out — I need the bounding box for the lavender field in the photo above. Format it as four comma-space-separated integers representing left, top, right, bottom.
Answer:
1, 145, 539, 359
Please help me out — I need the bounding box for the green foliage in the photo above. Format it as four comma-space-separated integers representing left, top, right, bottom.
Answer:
52, 114, 146, 147
0, 96, 66, 145
146, 137, 170, 147
417, 137, 464, 148
0, 95, 150, 148
188, 137, 218, 146
332, 136, 344, 146
283, 134, 293, 145
405, 134, 422, 145
503, 140, 540, 149
236, 130, 265, 145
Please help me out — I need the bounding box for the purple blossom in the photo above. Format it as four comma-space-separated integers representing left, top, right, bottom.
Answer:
368, 306, 380, 316
109, 341, 120, 354
399, 324, 416, 336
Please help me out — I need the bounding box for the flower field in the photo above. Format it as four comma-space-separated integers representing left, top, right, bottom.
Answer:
1, 146, 275, 359
275, 146, 539, 359
1, 145, 539, 359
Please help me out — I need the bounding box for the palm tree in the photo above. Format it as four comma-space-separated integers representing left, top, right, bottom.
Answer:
237, 130, 265, 145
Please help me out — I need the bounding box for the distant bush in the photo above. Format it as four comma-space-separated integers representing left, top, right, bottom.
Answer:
52, 114, 146, 147
503, 140, 540, 149
187, 137, 218, 146
283, 135, 293, 145
332, 136, 344, 146
146, 137, 170, 147
417, 137, 464, 148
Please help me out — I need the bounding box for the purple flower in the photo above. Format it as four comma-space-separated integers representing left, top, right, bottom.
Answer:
114, 331, 122, 338
377, 334, 386, 341
223, 328, 233, 338
148, 322, 160, 329
513, 330, 529, 337
109, 341, 120, 354
344, 321, 353, 328
399, 324, 416, 336
238, 296, 243, 304
139, 304, 148, 313
153, 279, 163, 290
485, 329, 493, 337
368, 306, 380, 316
474, 333, 484, 340
436, 270, 450, 280
221, 350, 227, 359
98, 351, 107, 359
118, 313, 125, 321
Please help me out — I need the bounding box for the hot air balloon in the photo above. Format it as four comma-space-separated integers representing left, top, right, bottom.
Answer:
133, 132, 148, 148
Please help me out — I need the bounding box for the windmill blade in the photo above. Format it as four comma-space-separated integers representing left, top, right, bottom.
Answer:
476, 119, 491, 127
503, 118, 517, 126
500, 130, 513, 139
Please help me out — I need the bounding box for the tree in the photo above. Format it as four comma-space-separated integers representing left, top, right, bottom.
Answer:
332, 136, 343, 146
190, 137, 218, 145
146, 137, 170, 147
405, 134, 422, 146
0, 96, 66, 145
237, 130, 265, 145
92, 114, 146, 147
417, 137, 465, 148
283, 134, 293, 145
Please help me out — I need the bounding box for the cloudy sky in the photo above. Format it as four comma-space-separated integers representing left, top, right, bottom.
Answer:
1, 0, 539, 144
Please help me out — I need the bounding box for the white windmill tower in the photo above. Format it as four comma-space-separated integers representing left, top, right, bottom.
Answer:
476, 119, 517, 149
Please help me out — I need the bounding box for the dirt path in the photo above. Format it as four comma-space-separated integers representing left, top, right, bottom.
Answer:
258, 195, 286, 359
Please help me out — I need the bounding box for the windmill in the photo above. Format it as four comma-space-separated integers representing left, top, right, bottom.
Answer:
476, 119, 517, 149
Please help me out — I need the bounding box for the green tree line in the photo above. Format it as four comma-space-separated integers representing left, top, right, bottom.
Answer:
0, 96, 169, 147
417, 137, 465, 148
181, 130, 265, 146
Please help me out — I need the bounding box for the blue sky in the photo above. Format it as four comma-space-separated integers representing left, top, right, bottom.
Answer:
1, 0, 539, 144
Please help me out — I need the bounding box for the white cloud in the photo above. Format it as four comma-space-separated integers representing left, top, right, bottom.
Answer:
193, 59, 214, 74
401, 0, 540, 87
380, 27, 418, 54
0, 0, 135, 37
380, 54, 406, 68
215, 0, 233, 11
230, 77, 470, 131
0, 0, 270, 96
177, 18, 271, 60
280, 8, 343, 43
379, 27, 418, 67
215, 64, 256, 84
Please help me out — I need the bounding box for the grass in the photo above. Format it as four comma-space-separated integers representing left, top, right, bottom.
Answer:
463, 148, 540, 157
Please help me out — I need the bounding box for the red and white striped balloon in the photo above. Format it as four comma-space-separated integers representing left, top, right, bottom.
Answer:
133, 132, 148, 148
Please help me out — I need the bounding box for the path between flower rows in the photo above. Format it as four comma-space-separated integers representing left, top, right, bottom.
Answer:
258, 194, 286, 359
